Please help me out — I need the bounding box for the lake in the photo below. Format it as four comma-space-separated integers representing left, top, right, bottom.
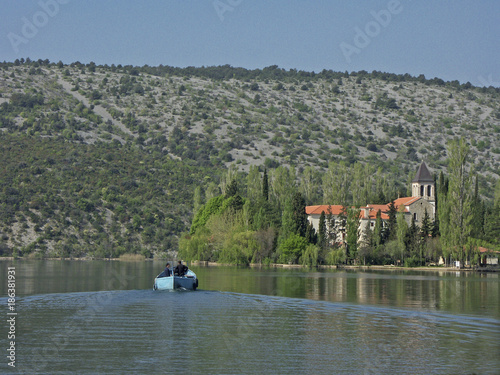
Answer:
1, 260, 499, 374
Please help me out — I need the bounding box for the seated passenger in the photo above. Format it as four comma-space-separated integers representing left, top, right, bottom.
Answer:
158, 263, 171, 278
164, 263, 171, 276
174, 260, 188, 276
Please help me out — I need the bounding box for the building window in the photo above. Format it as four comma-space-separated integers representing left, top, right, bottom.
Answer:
370, 222, 374, 227
427, 185, 432, 197
420, 185, 424, 197
413, 213, 417, 221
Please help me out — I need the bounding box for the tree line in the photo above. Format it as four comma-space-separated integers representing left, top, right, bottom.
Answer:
180, 138, 500, 266
3, 59, 499, 93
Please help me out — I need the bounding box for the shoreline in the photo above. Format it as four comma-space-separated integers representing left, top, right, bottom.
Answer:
1, 257, 498, 272
187, 261, 500, 273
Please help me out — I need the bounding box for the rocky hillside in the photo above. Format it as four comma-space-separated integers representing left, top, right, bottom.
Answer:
0, 60, 499, 256
2, 62, 499, 176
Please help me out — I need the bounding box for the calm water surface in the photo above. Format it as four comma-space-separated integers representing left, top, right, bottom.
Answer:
1, 260, 499, 374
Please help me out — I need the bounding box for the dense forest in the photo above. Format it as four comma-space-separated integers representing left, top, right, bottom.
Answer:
0, 59, 499, 262
179, 138, 500, 267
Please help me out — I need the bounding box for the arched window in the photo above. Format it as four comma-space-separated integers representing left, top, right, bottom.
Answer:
420, 185, 424, 197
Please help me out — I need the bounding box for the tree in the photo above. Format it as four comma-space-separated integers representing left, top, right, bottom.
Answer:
262, 168, 269, 201
278, 197, 295, 245
224, 179, 238, 198
444, 138, 473, 263
301, 244, 319, 267
291, 192, 307, 237
318, 211, 327, 251
299, 166, 318, 205
246, 165, 262, 203
483, 205, 500, 246
205, 181, 219, 201
374, 167, 389, 204
420, 208, 431, 239
351, 162, 375, 206
495, 178, 500, 208
344, 206, 360, 263
358, 224, 373, 265
253, 227, 276, 264
220, 165, 237, 196
189, 195, 224, 235
434, 171, 448, 238
325, 205, 340, 250
193, 186, 204, 214
269, 166, 296, 209
396, 205, 408, 265
470, 176, 484, 239
279, 233, 308, 264
305, 221, 317, 245
373, 209, 383, 248
323, 161, 350, 205
385, 201, 398, 241
405, 215, 420, 265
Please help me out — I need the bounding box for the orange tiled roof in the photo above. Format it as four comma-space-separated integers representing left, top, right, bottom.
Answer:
364, 205, 390, 220
305, 205, 345, 215
307, 197, 422, 220
306, 205, 390, 220
479, 247, 500, 254
393, 196, 421, 208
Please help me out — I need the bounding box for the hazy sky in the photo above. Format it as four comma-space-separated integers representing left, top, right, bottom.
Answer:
1, 0, 499, 86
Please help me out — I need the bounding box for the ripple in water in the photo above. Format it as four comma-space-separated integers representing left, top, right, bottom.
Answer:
2, 289, 498, 375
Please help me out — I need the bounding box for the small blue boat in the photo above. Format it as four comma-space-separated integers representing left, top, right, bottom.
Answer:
153, 269, 198, 291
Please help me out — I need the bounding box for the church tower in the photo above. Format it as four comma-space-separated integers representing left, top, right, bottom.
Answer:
412, 161, 435, 203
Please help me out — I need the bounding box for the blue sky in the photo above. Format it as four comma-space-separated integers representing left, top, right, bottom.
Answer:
1, 0, 499, 86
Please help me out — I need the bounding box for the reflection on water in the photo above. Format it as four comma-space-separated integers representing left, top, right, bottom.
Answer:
0, 260, 499, 374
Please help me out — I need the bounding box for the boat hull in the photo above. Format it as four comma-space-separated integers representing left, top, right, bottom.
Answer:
153, 270, 198, 291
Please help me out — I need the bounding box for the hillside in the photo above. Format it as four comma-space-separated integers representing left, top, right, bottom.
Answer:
0, 60, 499, 257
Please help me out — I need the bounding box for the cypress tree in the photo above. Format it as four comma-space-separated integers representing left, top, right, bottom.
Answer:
373, 209, 383, 247
305, 221, 317, 245
445, 138, 473, 263
225, 179, 238, 198
421, 208, 431, 239
262, 168, 269, 201
386, 201, 398, 241
291, 192, 307, 237
483, 205, 500, 245
318, 211, 326, 250
345, 206, 360, 263
405, 215, 419, 259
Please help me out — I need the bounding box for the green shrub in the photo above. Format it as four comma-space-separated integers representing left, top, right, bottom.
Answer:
301, 244, 319, 267
279, 234, 308, 264
190, 196, 224, 234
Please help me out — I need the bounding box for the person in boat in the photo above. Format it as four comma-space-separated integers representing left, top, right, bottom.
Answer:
174, 260, 188, 276
159, 263, 171, 278
164, 263, 171, 276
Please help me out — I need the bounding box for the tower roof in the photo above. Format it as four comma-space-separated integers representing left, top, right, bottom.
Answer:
412, 161, 433, 183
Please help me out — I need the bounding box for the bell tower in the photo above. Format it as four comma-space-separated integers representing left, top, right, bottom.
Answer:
412, 161, 435, 203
